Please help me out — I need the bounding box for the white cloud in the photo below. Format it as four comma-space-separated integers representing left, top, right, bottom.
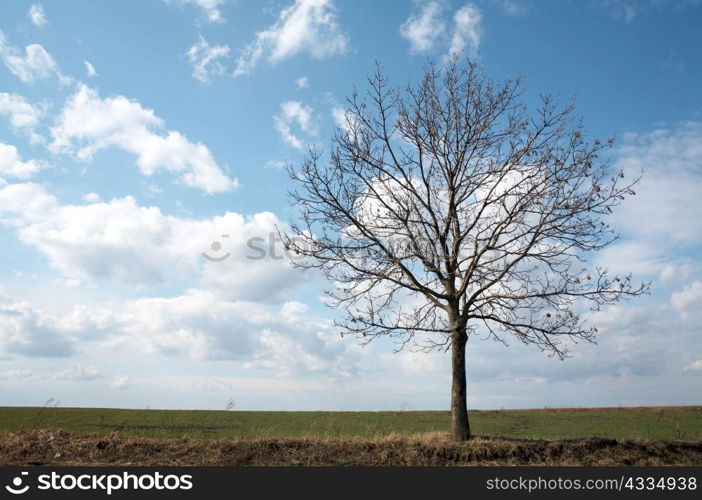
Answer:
0, 30, 68, 84
234, 0, 349, 77
492, 0, 527, 16
389, 349, 446, 376
110, 291, 262, 361
296, 76, 309, 89
1, 192, 197, 285
109, 376, 131, 389
685, 359, 702, 372
331, 105, 356, 136
0, 369, 33, 380
0, 179, 56, 224
52, 364, 103, 381
400, 0, 446, 54
44, 364, 129, 389
186, 36, 230, 84
0, 142, 43, 179
659, 261, 700, 283
84, 60, 97, 78
7, 274, 305, 377
595, 240, 666, 277
82, 192, 101, 203
274, 100, 316, 149
49, 85, 238, 193
0, 181, 335, 369
670, 281, 702, 316
331, 104, 361, 140
0, 93, 42, 129
448, 4, 482, 58
198, 212, 308, 303
596, 0, 702, 22
2, 284, 360, 377
614, 122, 702, 245
166, 0, 225, 23
597, 122, 702, 279
0, 93, 44, 143
0, 294, 77, 357
399, 2, 482, 58
456, 287, 700, 389
0, 181, 301, 298
28, 4, 48, 28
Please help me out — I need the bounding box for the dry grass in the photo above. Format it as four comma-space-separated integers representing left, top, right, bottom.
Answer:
1, 429, 700, 466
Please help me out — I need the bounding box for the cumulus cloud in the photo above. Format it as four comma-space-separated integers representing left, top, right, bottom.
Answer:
659, 261, 700, 284
0, 181, 301, 298
0, 30, 68, 84
28, 4, 48, 28
82, 192, 101, 203
198, 212, 307, 303
186, 36, 230, 84
49, 85, 238, 193
0, 178, 348, 372
165, 0, 225, 23
104, 292, 361, 376
0, 179, 56, 225
0, 142, 43, 179
456, 287, 700, 392
613, 122, 702, 245
274, 100, 316, 149
400, 0, 446, 54
480, 138, 702, 395
234, 0, 349, 77
670, 281, 702, 318
0, 93, 44, 143
1, 285, 359, 377
448, 4, 482, 58
399, 2, 482, 57
0, 294, 77, 357
109, 291, 261, 361
596, 121, 702, 278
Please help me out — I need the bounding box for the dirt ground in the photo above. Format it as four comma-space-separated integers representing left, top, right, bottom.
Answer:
1, 429, 700, 466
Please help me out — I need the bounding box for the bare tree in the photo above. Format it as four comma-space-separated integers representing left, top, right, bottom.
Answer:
283, 60, 648, 441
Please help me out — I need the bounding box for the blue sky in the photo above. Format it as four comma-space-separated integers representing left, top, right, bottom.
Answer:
0, 0, 701, 411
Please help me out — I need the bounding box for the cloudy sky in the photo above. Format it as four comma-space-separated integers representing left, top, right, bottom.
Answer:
0, 0, 700, 411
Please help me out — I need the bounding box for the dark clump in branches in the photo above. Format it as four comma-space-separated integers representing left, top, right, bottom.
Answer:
283, 59, 648, 441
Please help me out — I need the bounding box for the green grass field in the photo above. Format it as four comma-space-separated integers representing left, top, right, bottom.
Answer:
1, 406, 700, 441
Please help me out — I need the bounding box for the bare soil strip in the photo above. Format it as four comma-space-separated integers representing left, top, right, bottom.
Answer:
1, 430, 700, 466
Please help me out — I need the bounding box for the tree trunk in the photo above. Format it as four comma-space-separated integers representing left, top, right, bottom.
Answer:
450, 330, 471, 441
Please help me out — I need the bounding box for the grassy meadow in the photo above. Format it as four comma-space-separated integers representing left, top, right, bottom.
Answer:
0, 406, 700, 441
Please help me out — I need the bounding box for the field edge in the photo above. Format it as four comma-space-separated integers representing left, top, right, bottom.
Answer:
1, 429, 701, 466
